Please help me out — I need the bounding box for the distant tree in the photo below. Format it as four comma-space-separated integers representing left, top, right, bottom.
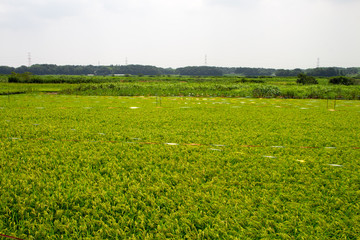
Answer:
235, 67, 275, 77
111, 65, 162, 75
0, 66, 15, 74
16, 65, 29, 74
0, 64, 358, 77
329, 76, 354, 85
275, 68, 303, 77
161, 68, 176, 75
176, 66, 223, 76
296, 73, 318, 85
306, 67, 339, 77
219, 67, 237, 75
8, 72, 33, 83
96, 66, 112, 75
341, 67, 360, 76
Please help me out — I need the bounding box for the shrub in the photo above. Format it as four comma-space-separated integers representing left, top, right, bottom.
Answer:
8, 72, 32, 83
236, 78, 265, 84
296, 73, 318, 85
8, 75, 20, 83
252, 85, 281, 98
329, 76, 354, 85
282, 89, 297, 98
8, 72, 42, 83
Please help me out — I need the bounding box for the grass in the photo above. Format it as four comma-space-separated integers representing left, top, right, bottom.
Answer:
2, 74, 360, 99
60, 81, 360, 100
0, 83, 78, 95
1, 94, 359, 239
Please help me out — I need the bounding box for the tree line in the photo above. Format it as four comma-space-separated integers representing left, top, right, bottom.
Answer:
0, 64, 359, 77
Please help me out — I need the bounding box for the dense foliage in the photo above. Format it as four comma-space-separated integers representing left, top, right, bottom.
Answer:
2, 74, 360, 99
307, 67, 340, 77
275, 68, 303, 77
1, 64, 359, 77
1, 94, 359, 239
59, 76, 359, 100
7, 72, 42, 83
0, 65, 173, 76
296, 73, 318, 85
329, 76, 355, 85
175, 66, 223, 76
234, 67, 275, 77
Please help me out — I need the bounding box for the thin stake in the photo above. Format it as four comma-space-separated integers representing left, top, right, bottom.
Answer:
156, 96, 161, 107
327, 98, 329, 109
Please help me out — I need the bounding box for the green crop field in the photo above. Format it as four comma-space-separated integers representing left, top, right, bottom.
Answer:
2, 74, 360, 99
1, 93, 359, 239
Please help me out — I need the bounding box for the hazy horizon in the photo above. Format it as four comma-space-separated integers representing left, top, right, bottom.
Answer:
2, 63, 360, 71
1, 0, 359, 69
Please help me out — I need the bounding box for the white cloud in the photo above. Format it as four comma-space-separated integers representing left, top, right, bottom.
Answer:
0, 0, 88, 30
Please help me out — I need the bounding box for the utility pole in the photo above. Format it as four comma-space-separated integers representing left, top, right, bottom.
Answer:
27, 52, 32, 67
205, 54, 207, 66
316, 57, 320, 68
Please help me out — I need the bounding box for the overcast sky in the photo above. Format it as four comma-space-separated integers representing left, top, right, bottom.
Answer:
0, 0, 359, 69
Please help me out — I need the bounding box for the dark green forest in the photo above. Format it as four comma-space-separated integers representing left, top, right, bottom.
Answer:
0, 64, 359, 77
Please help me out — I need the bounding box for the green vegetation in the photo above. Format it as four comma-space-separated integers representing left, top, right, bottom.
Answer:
329, 76, 356, 85
296, 73, 318, 85
7, 73, 125, 84
176, 66, 223, 76
8, 72, 35, 83
2, 74, 360, 99
1, 64, 360, 77
0, 83, 78, 95
0, 75, 9, 83
63, 82, 360, 100
1, 94, 359, 239
0, 77, 359, 238
252, 85, 281, 98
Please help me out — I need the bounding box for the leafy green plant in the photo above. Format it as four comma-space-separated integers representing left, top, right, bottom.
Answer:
236, 78, 265, 83
329, 76, 354, 85
8, 72, 31, 83
0, 94, 359, 239
296, 73, 318, 85
252, 85, 281, 98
